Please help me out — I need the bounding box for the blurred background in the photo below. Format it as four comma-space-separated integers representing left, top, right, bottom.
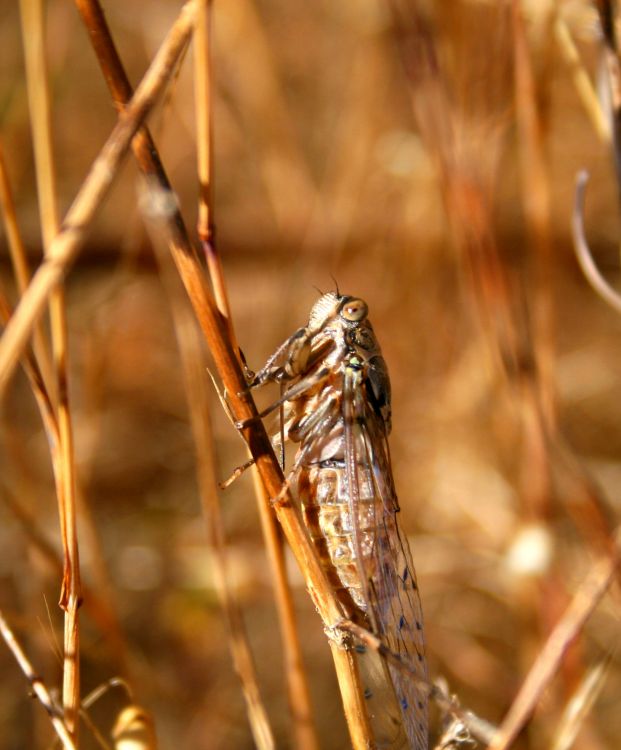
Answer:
2, 0, 621, 748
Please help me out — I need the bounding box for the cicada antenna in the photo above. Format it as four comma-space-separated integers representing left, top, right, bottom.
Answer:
329, 273, 340, 297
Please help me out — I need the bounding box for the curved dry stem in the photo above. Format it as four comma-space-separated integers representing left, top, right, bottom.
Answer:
572, 170, 621, 316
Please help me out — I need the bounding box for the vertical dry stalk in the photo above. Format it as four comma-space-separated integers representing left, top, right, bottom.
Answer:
19, 0, 81, 734
512, 0, 555, 428
252, 471, 320, 750
193, 2, 318, 746
0, 609, 77, 750
489, 551, 618, 750
193, 0, 233, 329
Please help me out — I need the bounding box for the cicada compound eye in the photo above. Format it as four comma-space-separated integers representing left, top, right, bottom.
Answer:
340, 298, 368, 322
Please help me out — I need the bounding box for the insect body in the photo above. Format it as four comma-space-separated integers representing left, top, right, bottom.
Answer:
252, 292, 428, 749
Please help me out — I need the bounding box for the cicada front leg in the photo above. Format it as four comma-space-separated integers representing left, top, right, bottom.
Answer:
251, 326, 312, 387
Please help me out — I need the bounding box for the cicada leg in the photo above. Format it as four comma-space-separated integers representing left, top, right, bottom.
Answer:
251, 326, 311, 386
271, 398, 340, 507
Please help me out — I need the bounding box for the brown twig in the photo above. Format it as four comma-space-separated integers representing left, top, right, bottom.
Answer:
488, 549, 619, 750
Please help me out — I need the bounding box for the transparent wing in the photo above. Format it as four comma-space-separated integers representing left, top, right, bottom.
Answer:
344, 376, 428, 750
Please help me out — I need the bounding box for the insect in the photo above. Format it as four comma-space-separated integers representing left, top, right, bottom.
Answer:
250, 291, 428, 749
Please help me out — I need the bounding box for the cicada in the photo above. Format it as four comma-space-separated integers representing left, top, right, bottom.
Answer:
251, 291, 428, 750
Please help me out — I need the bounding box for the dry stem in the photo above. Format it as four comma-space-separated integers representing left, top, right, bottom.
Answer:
489, 550, 618, 750
19, 0, 82, 733
191, 1, 318, 745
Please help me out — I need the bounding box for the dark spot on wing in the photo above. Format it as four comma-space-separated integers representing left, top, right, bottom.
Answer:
398, 615, 406, 630
400, 697, 408, 711
355, 644, 366, 654
364, 688, 373, 700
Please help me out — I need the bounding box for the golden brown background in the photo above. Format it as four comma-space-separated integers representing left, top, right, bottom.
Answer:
1, 1, 621, 748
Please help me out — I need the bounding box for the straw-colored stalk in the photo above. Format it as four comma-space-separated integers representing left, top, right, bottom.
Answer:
19, 0, 81, 734
192, 2, 319, 746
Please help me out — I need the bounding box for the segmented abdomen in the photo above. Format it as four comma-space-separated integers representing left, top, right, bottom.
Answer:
298, 461, 390, 618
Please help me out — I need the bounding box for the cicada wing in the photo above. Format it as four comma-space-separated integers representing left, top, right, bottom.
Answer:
347, 388, 428, 750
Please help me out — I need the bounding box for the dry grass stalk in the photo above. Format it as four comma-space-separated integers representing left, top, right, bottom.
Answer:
0, 608, 77, 750
0, 0, 199, 395
0, 162, 127, 676
193, 0, 233, 331
192, 2, 318, 745
512, 0, 556, 425
489, 549, 619, 750
251, 470, 320, 750
0, 482, 126, 661
19, 0, 82, 734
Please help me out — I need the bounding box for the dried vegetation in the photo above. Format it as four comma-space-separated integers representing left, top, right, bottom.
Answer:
1, 1, 621, 748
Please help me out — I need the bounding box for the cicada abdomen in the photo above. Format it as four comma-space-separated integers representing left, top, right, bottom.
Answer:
252, 292, 428, 750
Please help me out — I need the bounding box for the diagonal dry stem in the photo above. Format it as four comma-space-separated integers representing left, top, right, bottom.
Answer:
552, 9, 610, 144
489, 550, 619, 750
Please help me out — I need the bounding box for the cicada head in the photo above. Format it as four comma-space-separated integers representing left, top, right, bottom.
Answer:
308, 292, 341, 330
